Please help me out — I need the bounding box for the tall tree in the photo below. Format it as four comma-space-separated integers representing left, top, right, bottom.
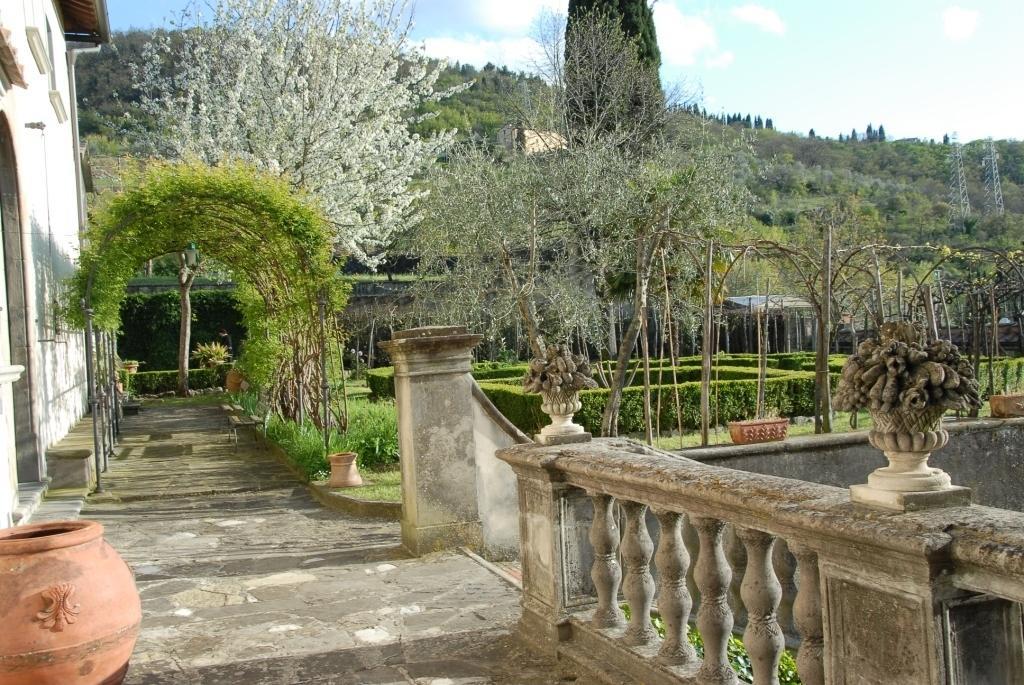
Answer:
567, 0, 661, 73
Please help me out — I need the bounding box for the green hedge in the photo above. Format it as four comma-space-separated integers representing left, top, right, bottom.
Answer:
979, 357, 1024, 397
129, 365, 229, 394
118, 290, 244, 370
479, 371, 820, 436
366, 366, 395, 399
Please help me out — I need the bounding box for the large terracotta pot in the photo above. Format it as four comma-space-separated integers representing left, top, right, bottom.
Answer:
328, 452, 363, 488
0, 521, 141, 685
225, 369, 244, 393
727, 417, 789, 445
990, 393, 1024, 418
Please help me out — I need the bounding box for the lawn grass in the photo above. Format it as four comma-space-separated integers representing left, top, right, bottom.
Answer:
338, 469, 401, 502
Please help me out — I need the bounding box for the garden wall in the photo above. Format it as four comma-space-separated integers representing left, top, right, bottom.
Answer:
684, 417, 1024, 511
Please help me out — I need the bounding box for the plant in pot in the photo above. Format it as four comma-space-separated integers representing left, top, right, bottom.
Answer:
121, 359, 140, 374
225, 364, 245, 393
833, 321, 981, 510
0, 520, 142, 684
728, 287, 788, 445
523, 344, 597, 444
191, 341, 231, 369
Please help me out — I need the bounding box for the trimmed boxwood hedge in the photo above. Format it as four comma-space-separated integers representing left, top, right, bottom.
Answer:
127, 365, 229, 394
366, 366, 395, 399
479, 371, 820, 436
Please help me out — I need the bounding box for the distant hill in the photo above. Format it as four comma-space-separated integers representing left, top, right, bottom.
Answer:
77, 31, 1024, 251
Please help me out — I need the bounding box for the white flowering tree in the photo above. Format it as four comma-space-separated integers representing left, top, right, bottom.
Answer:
132, 0, 455, 266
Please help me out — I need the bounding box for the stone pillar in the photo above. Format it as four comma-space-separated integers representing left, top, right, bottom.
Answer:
0, 364, 25, 528
379, 326, 484, 556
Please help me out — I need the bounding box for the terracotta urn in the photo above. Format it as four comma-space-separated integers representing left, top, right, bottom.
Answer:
727, 417, 789, 445
121, 363, 138, 375
0, 520, 141, 685
328, 452, 363, 488
225, 369, 244, 393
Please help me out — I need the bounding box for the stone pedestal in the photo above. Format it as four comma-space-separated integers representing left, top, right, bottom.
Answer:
45, 449, 95, 490
379, 327, 484, 556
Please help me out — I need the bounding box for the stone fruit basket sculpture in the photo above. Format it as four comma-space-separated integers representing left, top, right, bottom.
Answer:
523, 345, 597, 444
833, 321, 980, 510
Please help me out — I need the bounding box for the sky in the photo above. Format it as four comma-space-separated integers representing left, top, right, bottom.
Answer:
106, 0, 1024, 143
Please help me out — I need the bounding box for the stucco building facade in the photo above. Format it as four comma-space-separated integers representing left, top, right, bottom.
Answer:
0, 0, 108, 527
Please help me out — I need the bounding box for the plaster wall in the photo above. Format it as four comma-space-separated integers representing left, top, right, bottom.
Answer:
683, 417, 1024, 511
470, 398, 520, 559
0, 1, 89, 527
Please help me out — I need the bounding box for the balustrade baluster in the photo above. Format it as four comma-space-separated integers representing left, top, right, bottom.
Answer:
789, 544, 825, 685
773, 538, 797, 639
737, 528, 785, 685
692, 516, 738, 685
653, 509, 696, 665
621, 501, 658, 646
682, 515, 700, 608
589, 492, 625, 629
726, 525, 748, 626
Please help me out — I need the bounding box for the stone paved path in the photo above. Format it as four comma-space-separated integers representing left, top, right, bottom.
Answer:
81, 403, 557, 684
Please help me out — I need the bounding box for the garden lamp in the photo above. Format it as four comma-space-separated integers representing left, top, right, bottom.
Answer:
184, 242, 199, 268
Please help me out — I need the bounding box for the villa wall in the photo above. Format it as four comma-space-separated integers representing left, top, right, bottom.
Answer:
683, 417, 1024, 511
0, 1, 91, 527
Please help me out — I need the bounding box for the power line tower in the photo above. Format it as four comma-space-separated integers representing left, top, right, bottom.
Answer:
948, 133, 971, 232
982, 138, 1005, 216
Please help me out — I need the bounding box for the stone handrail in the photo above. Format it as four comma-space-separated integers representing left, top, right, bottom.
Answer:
471, 379, 533, 445
498, 438, 1024, 684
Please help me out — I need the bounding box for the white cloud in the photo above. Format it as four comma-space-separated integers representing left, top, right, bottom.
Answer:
706, 51, 735, 69
420, 35, 543, 71
653, 3, 718, 67
942, 6, 979, 42
731, 4, 786, 35
468, 0, 566, 35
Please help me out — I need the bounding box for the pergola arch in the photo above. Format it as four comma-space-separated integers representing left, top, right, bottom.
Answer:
71, 161, 340, 333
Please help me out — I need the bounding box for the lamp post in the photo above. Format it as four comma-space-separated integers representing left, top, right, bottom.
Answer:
184, 242, 199, 270
319, 290, 330, 455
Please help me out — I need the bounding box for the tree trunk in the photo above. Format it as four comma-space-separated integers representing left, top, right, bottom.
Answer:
816, 226, 833, 433
177, 255, 197, 397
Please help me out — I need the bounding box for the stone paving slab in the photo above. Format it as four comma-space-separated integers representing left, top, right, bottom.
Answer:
80, 403, 558, 684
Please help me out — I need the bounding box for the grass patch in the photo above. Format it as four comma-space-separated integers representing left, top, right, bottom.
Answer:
337, 469, 401, 502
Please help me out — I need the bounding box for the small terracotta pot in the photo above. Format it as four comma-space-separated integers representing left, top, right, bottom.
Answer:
328, 452, 363, 488
0, 520, 141, 685
122, 364, 138, 375
728, 417, 789, 445
225, 369, 244, 393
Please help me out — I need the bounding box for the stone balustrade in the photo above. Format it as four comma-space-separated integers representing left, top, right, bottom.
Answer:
498, 438, 1024, 685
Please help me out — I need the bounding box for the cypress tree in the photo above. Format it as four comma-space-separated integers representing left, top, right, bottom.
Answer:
878, 124, 886, 141
567, 0, 661, 72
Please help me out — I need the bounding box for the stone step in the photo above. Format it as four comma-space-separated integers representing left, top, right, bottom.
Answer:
12, 481, 48, 524
30, 491, 88, 523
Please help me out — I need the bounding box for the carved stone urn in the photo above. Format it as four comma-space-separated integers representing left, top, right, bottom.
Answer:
0, 520, 141, 685
537, 388, 589, 445
850, 406, 970, 511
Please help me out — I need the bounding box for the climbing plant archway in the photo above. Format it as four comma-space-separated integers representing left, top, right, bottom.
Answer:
68, 160, 348, 420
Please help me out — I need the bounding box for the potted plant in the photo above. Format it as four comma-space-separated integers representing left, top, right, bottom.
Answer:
834, 322, 981, 509
728, 287, 789, 444
990, 393, 1024, 418
0, 520, 141, 684
121, 359, 140, 374
523, 344, 597, 444
191, 341, 231, 369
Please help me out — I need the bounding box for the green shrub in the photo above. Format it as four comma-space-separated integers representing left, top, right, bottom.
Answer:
366, 366, 395, 399
331, 400, 400, 470
131, 365, 229, 394
265, 416, 330, 480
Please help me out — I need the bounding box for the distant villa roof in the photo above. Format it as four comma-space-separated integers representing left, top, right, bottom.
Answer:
724, 295, 814, 311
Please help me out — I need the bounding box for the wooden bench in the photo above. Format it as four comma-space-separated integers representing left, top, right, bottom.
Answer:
228, 414, 258, 450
